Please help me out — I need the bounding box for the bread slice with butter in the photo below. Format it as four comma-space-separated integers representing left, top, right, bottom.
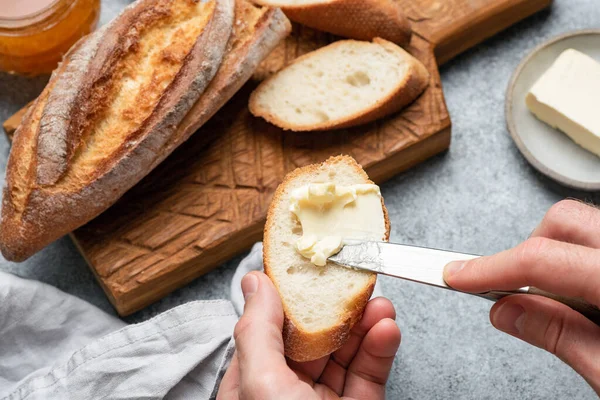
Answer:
251, 0, 412, 46
263, 155, 390, 362
249, 38, 429, 131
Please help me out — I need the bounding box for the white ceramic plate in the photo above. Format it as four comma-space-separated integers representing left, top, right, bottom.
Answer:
506, 30, 600, 191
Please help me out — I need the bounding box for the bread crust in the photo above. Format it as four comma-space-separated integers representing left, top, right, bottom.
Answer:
0, 0, 291, 262
263, 155, 391, 362
173, 3, 291, 147
248, 37, 430, 132
254, 0, 411, 46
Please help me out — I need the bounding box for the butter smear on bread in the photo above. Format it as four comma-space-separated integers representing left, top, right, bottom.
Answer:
290, 182, 384, 266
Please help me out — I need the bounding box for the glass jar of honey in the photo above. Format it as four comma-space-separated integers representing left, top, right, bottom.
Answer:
0, 0, 101, 76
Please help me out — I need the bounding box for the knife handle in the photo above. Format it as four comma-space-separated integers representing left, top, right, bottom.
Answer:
479, 287, 600, 327
527, 287, 600, 327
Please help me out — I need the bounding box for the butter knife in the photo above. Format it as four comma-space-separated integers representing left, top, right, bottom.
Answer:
328, 241, 600, 326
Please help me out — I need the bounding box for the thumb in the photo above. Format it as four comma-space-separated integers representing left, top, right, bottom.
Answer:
234, 272, 289, 389
491, 294, 600, 394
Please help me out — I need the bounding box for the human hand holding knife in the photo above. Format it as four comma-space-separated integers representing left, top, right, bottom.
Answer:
330, 199, 600, 395
328, 240, 600, 325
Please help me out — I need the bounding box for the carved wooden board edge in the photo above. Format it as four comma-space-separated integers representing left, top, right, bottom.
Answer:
3, 102, 31, 138
398, 0, 553, 65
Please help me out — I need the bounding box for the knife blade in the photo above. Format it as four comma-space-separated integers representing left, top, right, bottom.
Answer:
328, 240, 479, 290
328, 241, 600, 326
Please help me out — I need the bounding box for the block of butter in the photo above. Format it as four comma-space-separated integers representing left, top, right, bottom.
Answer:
526, 49, 600, 157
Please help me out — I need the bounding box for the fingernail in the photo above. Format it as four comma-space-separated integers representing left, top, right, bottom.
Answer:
241, 273, 259, 300
492, 303, 526, 335
444, 261, 465, 279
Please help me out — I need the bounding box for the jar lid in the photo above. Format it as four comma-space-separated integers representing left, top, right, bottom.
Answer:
0, 0, 59, 19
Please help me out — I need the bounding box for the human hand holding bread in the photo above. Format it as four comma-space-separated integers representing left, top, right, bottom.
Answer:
218, 271, 400, 399
217, 155, 401, 399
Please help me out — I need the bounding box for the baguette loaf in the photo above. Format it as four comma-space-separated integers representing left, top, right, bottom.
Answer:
253, 0, 411, 46
249, 37, 429, 131
263, 155, 390, 362
0, 0, 291, 261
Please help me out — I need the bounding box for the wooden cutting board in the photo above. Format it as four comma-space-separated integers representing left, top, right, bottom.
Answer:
3, 0, 551, 315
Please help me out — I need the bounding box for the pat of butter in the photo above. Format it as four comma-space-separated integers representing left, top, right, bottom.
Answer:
289, 182, 384, 266
526, 49, 600, 157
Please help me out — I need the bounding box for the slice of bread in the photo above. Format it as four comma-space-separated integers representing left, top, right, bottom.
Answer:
249, 38, 429, 131
252, 0, 411, 46
263, 155, 390, 362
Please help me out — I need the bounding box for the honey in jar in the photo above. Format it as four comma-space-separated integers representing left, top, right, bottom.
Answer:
0, 0, 101, 76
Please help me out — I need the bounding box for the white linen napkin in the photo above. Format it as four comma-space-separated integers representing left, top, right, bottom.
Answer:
0, 272, 236, 400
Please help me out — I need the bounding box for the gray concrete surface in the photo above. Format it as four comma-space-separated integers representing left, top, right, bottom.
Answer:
1, 0, 599, 398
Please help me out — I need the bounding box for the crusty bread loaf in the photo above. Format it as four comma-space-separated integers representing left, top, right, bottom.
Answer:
263, 155, 390, 362
0, 0, 290, 261
252, 0, 411, 46
249, 37, 429, 131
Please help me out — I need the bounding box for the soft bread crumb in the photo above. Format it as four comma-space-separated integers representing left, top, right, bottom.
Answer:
249, 38, 429, 131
